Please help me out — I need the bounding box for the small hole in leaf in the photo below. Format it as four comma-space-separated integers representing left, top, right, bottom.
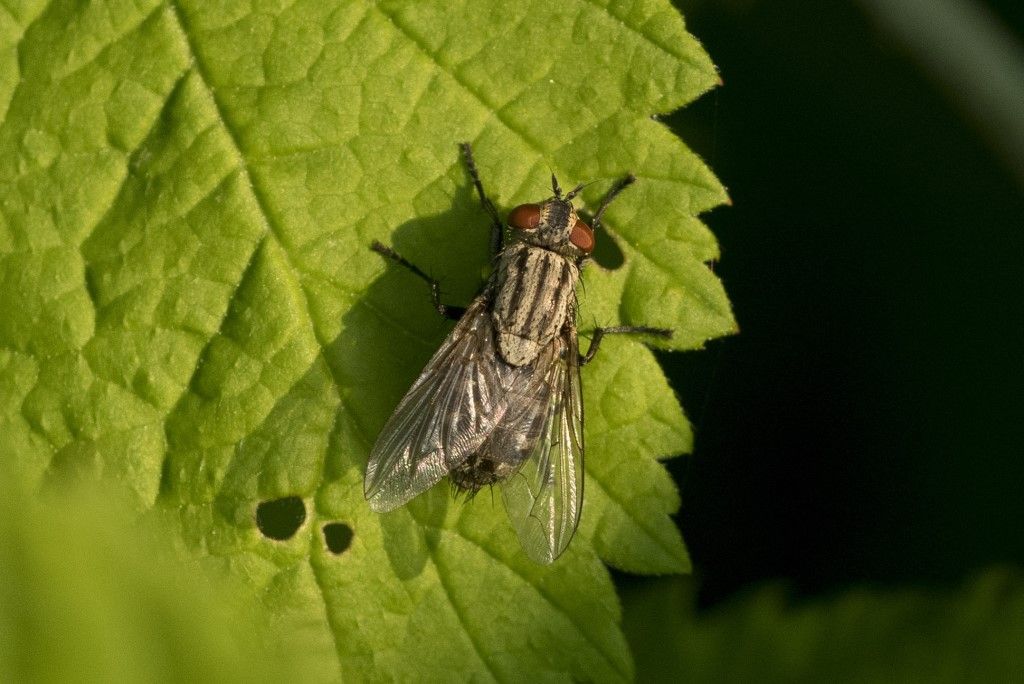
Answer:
323, 522, 354, 554
256, 496, 305, 541
590, 227, 625, 270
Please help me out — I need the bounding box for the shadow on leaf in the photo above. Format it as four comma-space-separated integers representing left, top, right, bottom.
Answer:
322, 180, 498, 578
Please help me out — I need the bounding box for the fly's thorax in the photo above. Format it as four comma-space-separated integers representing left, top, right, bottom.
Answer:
490, 243, 579, 367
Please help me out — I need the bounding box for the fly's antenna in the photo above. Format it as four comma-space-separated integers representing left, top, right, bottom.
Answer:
563, 182, 587, 201
551, 173, 562, 198
592, 174, 637, 233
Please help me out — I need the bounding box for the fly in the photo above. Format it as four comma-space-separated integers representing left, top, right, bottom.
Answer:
364, 143, 671, 563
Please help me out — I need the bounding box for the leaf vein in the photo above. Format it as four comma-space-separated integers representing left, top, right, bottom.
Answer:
307, 538, 348, 681
424, 542, 503, 683
587, 467, 685, 568
370, 2, 549, 158
420, 521, 630, 680
160, 233, 267, 439
0, 0, 51, 128
576, 0, 702, 68
165, 1, 343, 398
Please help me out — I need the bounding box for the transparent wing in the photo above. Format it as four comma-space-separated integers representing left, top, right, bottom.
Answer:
365, 297, 524, 511
496, 331, 584, 564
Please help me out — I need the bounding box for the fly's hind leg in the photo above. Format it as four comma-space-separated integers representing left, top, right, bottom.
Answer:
370, 241, 466, 320
459, 142, 504, 258
580, 325, 673, 366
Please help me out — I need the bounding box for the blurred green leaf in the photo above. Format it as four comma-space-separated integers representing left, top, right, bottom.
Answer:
0, 480, 298, 683
623, 572, 1024, 682
0, 0, 730, 678
856, 0, 1024, 186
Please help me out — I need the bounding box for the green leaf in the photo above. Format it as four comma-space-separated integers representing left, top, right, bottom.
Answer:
0, 479, 307, 683
623, 572, 1024, 682
0, 0, 733, 679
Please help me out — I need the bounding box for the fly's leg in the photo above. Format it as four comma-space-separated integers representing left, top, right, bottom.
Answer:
370, 141, 499, 320
592, 174, 637, 233
580, 326, 672, 366
459, 142, 504, 258
370, 241, 466, 320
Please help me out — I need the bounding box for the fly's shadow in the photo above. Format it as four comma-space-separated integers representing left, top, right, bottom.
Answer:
324, 180, 494, 578
579, 208, 626, 271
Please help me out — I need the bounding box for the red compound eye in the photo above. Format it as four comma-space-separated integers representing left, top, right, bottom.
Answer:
508, 203, 541, 230
569, 219, 594, 254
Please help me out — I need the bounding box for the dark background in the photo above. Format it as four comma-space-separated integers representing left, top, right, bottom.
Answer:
647, 0, 1024, 608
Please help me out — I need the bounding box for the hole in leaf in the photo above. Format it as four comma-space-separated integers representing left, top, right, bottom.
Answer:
590, 227, 625, 270
256, 496, 305, 541
323, 522, 354, 554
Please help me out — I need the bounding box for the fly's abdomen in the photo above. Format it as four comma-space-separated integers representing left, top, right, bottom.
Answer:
491, 244, 578, 366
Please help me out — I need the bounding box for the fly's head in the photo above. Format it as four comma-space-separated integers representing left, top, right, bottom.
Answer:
506, 175, 594, 261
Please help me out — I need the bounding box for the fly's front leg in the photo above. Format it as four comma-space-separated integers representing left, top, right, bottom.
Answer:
592, 174, 637, 233
459, 142, 504, 258
580, 326, 673, 366
370, 241, 466, 320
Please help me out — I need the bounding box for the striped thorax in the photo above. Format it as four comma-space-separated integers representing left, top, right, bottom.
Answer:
491, 243, 579, 366
489, 196, 594, 367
